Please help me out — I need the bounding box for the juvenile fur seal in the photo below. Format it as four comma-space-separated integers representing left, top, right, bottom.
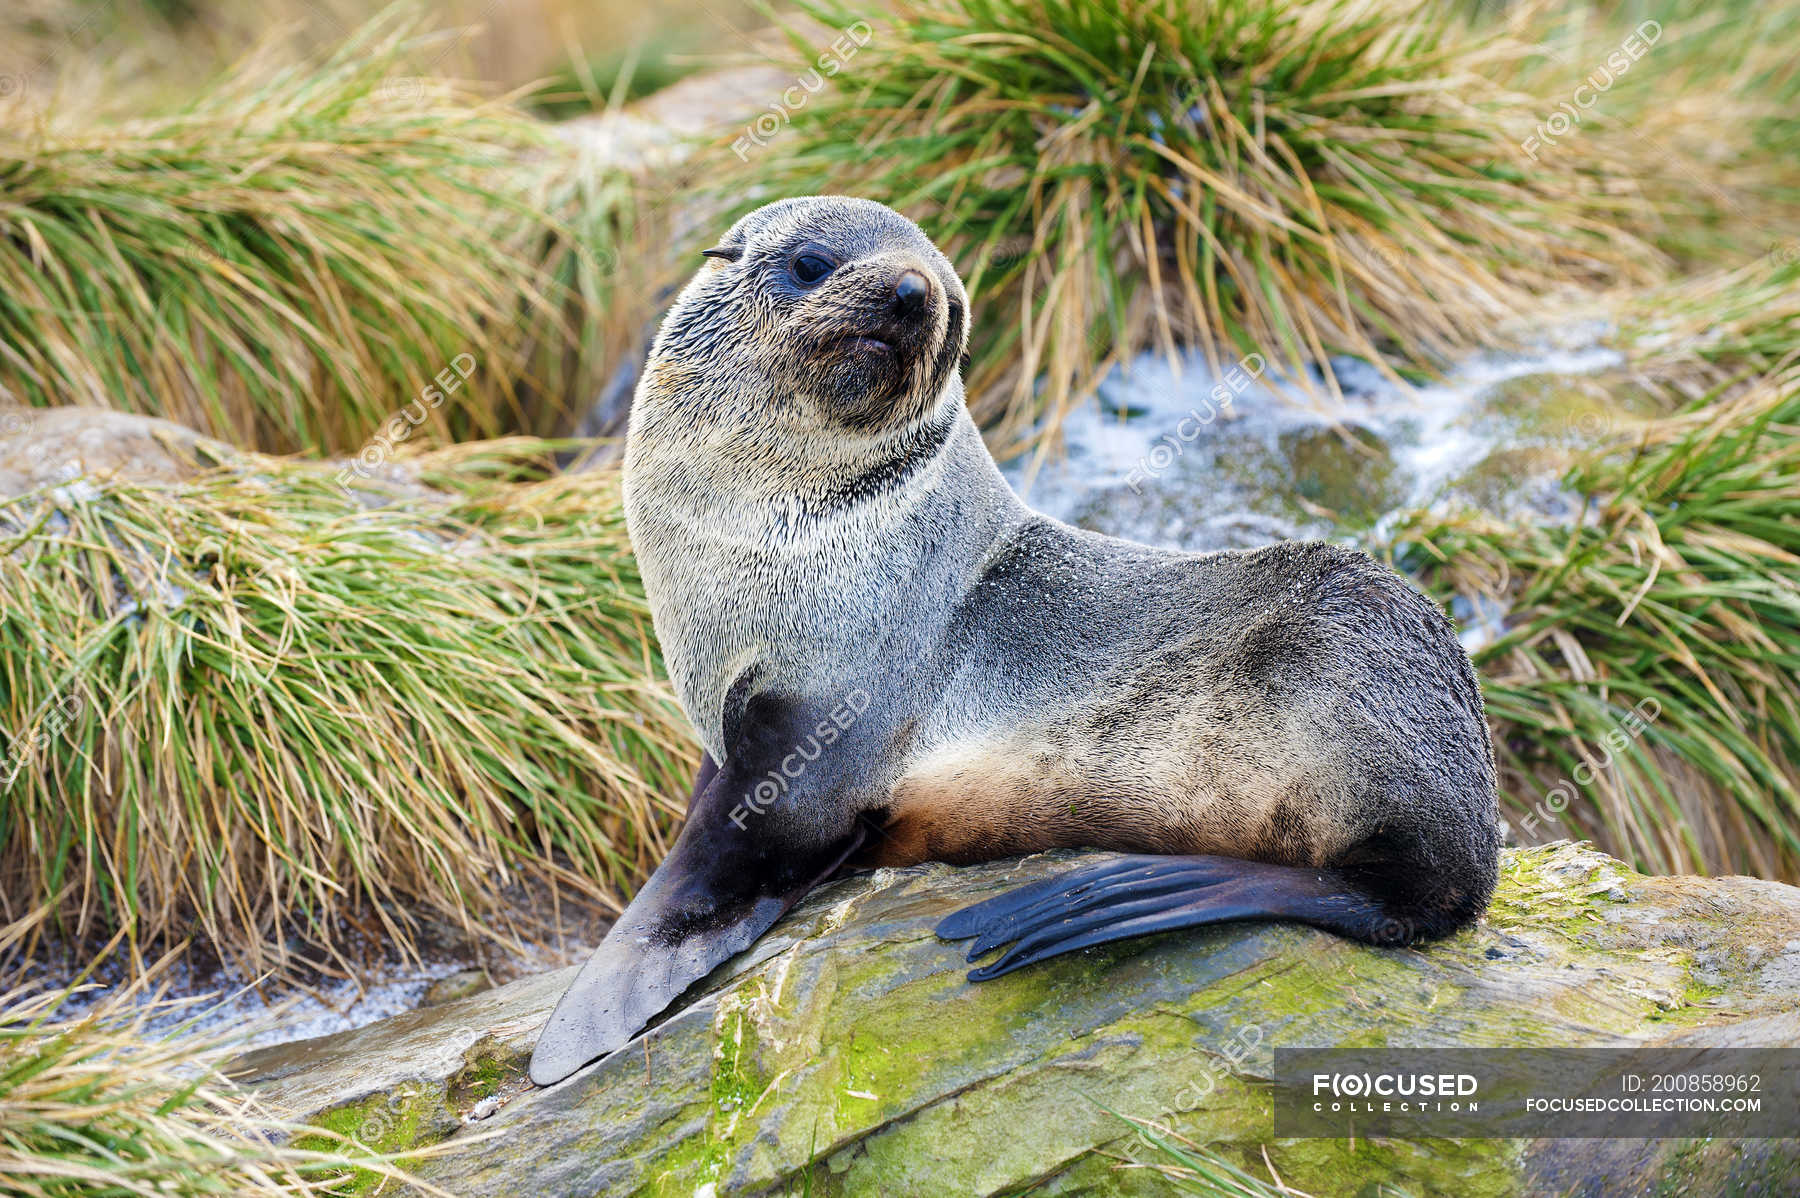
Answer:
529, 196, 1500, 1087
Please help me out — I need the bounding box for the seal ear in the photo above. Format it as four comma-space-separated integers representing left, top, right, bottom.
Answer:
700, 244, 742, 263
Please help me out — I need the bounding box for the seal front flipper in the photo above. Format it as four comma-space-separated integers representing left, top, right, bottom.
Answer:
529, 695, 874, 1087
937, 853, 1430, 982
684, 751, 718, 815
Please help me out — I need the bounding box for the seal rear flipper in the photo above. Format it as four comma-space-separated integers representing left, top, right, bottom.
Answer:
936, 854, 1417, 982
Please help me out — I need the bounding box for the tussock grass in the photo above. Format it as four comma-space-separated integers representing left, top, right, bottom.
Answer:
520, 134, 651, 428
1499, 0, 1800, 268
1614, 255, 1800, 397
730, 0, 1662, 452
0, 436, 696, 977
1394, 369, 1800, 880
2, 0, 751, 105
0, 15, 621, 454
0, 913, 439, 1197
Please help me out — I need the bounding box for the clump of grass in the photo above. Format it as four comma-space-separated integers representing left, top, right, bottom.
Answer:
518, 132, 652, 431
0, 430, 696, 978
1497, 0, 1800, 268
1103, 1109, 1308, 1196
1613, 254, 1800, 398
2, 0, 750, 105
0, 13, 621, 454
1393, 368, 1800, 880
0, 913, 438, 1197
730, 0, 1661, 452
529, 32, 705, 119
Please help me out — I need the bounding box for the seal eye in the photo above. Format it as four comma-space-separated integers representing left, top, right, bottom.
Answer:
791, 253, 835, 286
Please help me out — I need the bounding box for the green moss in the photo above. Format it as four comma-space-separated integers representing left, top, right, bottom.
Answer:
289, 1081, 459, 1195
264, 845, 1792, 1196
645, 985, 792, 1194
1255, 1136, 1528, 1198
1648, 1138, 1800, 1197
1279, 424, 1403, 529
1484, 845, 1637, 932
447, 1034, 527, 1108
711, 996, 767, 1119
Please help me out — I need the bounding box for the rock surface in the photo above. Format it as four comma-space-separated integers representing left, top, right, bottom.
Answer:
230, 844, 1800, 1196
0, 405, 221, 498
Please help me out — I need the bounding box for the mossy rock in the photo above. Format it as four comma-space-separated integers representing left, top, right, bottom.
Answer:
231, 844, 1800, 1196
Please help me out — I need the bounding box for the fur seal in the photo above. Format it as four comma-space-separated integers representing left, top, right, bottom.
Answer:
529, 196, 1500, 1087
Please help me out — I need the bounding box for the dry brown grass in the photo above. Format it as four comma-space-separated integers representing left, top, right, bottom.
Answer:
0, 911, 451, 1197
0, 14, 637, 454
1, 434, 697, 979
1394, 364, 1800, 880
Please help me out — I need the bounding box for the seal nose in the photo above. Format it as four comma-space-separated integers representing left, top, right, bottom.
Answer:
893, 270, 931, 319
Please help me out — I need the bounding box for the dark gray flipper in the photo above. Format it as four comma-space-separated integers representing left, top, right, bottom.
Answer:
685, 751, 718, 815
937, 853, 1419, 982
528, 808, 863, 1085
530, 695, 879, 1087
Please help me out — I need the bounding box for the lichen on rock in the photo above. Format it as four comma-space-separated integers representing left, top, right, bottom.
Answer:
230, 843, 1800, 1196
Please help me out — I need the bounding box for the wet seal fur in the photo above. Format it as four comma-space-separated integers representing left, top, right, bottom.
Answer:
529, 196, 1500, 1087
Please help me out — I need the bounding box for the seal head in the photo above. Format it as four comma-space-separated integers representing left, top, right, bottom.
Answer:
648, 195, 967, 448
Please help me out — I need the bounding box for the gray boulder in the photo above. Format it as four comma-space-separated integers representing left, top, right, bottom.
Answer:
231, 843, 1800, 1196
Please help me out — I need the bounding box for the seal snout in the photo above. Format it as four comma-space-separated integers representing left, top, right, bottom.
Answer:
893, 269, 931, 319
817, 258, 942, 367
